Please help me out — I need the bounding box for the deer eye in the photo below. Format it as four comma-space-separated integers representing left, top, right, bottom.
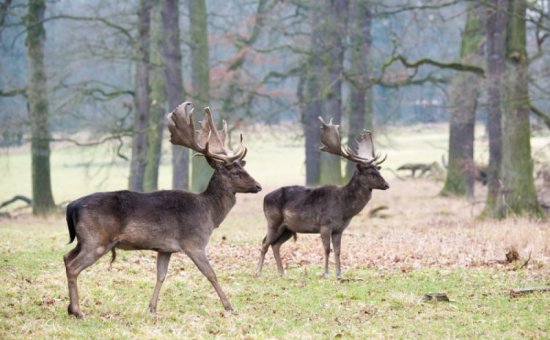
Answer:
231, 172, 242, 179
377, 166, 382, 170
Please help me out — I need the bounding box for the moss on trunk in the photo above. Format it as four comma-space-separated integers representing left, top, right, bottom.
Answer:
495, 0, 543, 218
26, 0, 55, 215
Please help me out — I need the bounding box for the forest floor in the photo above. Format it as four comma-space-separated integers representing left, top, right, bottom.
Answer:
1, 177, 549, 338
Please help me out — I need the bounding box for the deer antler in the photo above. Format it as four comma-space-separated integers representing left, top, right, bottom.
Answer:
318, 116, 386, 165
168, 102, 247, 164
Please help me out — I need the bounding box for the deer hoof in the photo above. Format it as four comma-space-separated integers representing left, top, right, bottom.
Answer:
224, 305, 234, 312
323, 273, 329, 279
67, 305, 84, 319
148, 305, 157, 314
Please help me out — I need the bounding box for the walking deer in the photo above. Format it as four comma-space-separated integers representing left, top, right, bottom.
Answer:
63, 102, 261, 318
256, 117, 389, 278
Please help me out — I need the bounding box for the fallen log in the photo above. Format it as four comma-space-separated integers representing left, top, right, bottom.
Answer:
510, 287, 550, 298
0, 195, 32, 209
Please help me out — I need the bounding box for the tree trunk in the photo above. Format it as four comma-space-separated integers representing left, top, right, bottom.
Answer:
346, 0, 372, 180
320, 0, 349, 185
482, 0, 506, 217
188, 0, 212, 192
144, 2, 165, 192
441, 3, 485, 197
129, 0, 154, 192
161, 0, 188, 190
496, 0, 543, 217
303, 11, 324, 186
25, 0, 55, 215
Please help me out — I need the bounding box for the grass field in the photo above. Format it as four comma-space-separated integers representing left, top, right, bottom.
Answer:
0, 124, 549, 338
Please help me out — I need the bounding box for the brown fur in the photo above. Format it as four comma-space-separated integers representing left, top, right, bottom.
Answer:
63, 160, 261, 318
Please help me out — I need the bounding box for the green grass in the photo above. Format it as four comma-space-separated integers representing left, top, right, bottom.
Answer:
0, 221, 549, 338
1, 124, 549, 338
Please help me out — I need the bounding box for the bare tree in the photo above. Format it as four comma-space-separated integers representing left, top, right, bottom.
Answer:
495, 0, 543, 217
482, 0, 506, 217
161, 0, 188, 190
441, 2, 485, 198
128, 0, 154, 192
26, 0, 55, 214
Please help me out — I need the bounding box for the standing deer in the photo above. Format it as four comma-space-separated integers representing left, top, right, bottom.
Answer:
63, 102, 261, 318
256, 117, 389, 278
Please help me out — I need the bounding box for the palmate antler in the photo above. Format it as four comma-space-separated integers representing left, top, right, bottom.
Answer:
318, 116, 386, 165
168, 101, 247, 164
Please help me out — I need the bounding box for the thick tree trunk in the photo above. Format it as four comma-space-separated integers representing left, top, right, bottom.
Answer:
129, 0, 153, 192
144, 3, 165, 192
346, 0, 372, 180
482, 0, 506, 217
188, 0, 212, 192
320, 0, 349, 185
442, 3, 485, 197
496, 0, 543, 217
161, 0, 188, 190
26, 0, 55, 215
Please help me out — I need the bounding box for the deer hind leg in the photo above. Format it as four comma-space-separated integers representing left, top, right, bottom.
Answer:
64, 242, 113, 318
271, 229, 294, 276
320, 228, 332, 279
186, 248, 233, 311
148, 252, 172, 313
255, 219, 284, 277
331, 231, 343, 279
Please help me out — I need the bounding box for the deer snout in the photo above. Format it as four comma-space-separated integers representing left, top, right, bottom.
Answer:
251, 183, 262, 193
383, 182, 390, 190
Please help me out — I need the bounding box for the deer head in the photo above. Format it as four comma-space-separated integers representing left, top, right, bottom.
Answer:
319, 117, 389, 190
168, 102, 261, 193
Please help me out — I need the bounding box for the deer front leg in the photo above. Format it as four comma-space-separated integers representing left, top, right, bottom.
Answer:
331, 231, 343, 279
320, 228, 331, 279
149, 252, 172, 313
186, 248, 233, 311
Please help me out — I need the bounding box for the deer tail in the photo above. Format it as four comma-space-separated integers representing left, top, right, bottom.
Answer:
65, 203, 77, 244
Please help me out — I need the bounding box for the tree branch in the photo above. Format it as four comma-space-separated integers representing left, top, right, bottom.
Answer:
0, 87, 26, 98
386, 55, 485, 76
530, 105, 550, 129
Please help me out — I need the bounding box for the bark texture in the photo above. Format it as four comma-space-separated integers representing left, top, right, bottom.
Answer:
25, 0, 55, 215
144, 3, 165, 192
442, 3, 485, 197
161, 0, 188, 190
129, 0, 154, 192
482, 0, 506, 216
320, 0, 349, 185
346, 0, 373, 180
303, 12, 323, 186
496, 0, 543, 217
188, 0, 212, 192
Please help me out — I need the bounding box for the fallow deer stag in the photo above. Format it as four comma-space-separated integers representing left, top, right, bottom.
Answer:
63, 102, 261, 318
256, 117, 389, 278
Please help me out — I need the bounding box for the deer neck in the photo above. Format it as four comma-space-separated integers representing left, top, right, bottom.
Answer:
341, 170, 373, 219
202, 170, 237, 227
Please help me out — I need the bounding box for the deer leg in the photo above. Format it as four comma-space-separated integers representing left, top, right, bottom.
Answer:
320, 228, 331, 279
255, 225, 284, 277
272, 229, 294, 276
64, 243, 111, 318
331, 231, 343, 279
148, 252, 172, 313
186, 248, 233, 311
